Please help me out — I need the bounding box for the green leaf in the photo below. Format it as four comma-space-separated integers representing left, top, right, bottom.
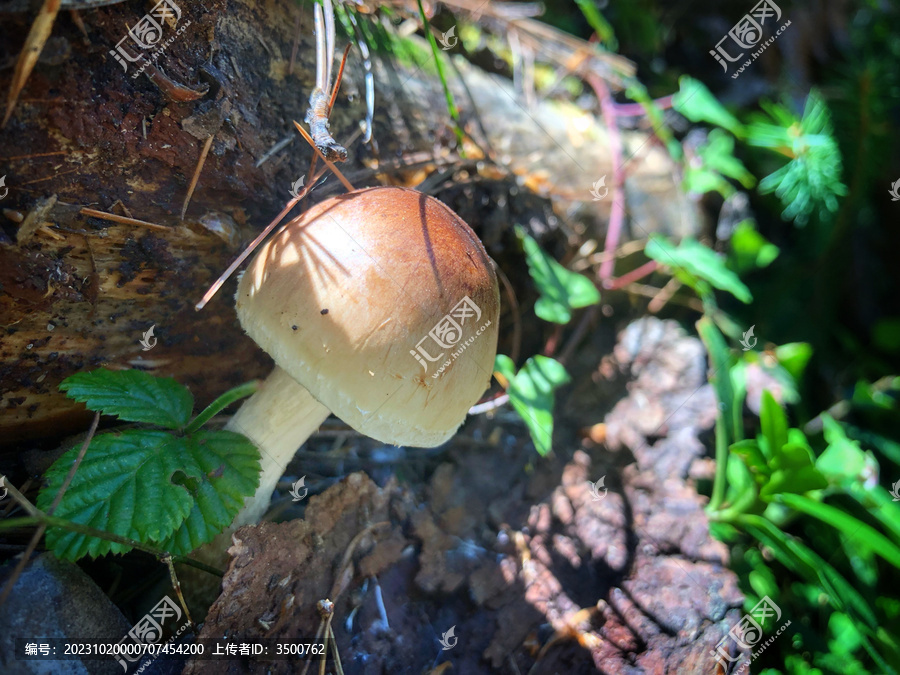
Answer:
60, 368, 193, 430
672, 76, 744, 137
38, 429, 261, 560
573, 0, 617, 50
759, 466, 827, 500
759, 390, 789, 458
696, 316, 742, 444
829, 613, 864, 656
516, 226, 600, 324
156, 431, 261, 555
695, 129, 755, 189
683, 166, 733, 197
771, 442, 815, 470
497, 354, 571, 456
747, 92, 847, 226
729, 220, 780, 273
778, 493, 900, 570
646, 236, 752, 303
774, 342, 813, 383
748, 567, 780, 603
738, 514, 881, 631
731, 439, 769, 478
38, 431, 195, 559
817, 416, 871, 487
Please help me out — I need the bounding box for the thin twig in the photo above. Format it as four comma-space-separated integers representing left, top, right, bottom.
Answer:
2, 0, 61, 127
605, 260, 657, 291
292, 121, 355, 192
0, 516, 225, 577
255, 135, 294, 168
468, 392, 510, 415
80, 207, 170, 231
328, 44, 352, 112
163, 554, 195, 631
49, 412, 99, 515
289, 8, 302, 75
181, 134, 215, 220
195, 165, 328, 310
494, 264, 521, 364
0, 412, 99, 609
0, 479, 38, 517
647, 275, 682, 314
1, 151, 66, 161
557, 305, 600, 366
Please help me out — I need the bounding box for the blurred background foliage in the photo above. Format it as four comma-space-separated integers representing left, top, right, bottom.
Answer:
482, 0, 900, 672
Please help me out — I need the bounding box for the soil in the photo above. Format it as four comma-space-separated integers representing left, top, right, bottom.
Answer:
182, 316, 744, 675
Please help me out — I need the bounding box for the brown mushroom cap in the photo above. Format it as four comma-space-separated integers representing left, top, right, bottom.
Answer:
235, 186, 500, 447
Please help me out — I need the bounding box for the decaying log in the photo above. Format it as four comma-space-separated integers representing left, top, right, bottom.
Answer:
0, 0, 696, 444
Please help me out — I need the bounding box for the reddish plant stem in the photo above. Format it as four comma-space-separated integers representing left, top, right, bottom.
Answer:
605, 260, 658, 291
587, 74, 627, 288
612, 95, 674, 116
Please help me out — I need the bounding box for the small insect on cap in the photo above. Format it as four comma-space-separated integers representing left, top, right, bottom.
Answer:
235, 187, 500, 447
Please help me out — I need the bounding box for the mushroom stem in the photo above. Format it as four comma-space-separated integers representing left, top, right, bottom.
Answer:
226, 366, 330, 527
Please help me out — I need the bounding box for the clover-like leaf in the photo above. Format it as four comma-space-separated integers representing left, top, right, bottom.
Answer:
60, 368, 193, 429
516, 226, 600, 324
496, 354, 571, 456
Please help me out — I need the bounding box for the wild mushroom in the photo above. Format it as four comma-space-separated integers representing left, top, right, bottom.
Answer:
226, 186, 499, 526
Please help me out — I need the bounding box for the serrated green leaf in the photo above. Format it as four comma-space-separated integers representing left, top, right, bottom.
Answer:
672, 76, 744, 137
156, 431, 261, 555
38, 428, 261, 560
646, 236, 752, 303
516, 226, 600, 324
38, 430, 195, 559
499, 355, 571, 456
60, 368, 193, 429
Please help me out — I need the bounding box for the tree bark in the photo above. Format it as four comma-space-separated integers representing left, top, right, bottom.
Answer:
0, 0, 694, 444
